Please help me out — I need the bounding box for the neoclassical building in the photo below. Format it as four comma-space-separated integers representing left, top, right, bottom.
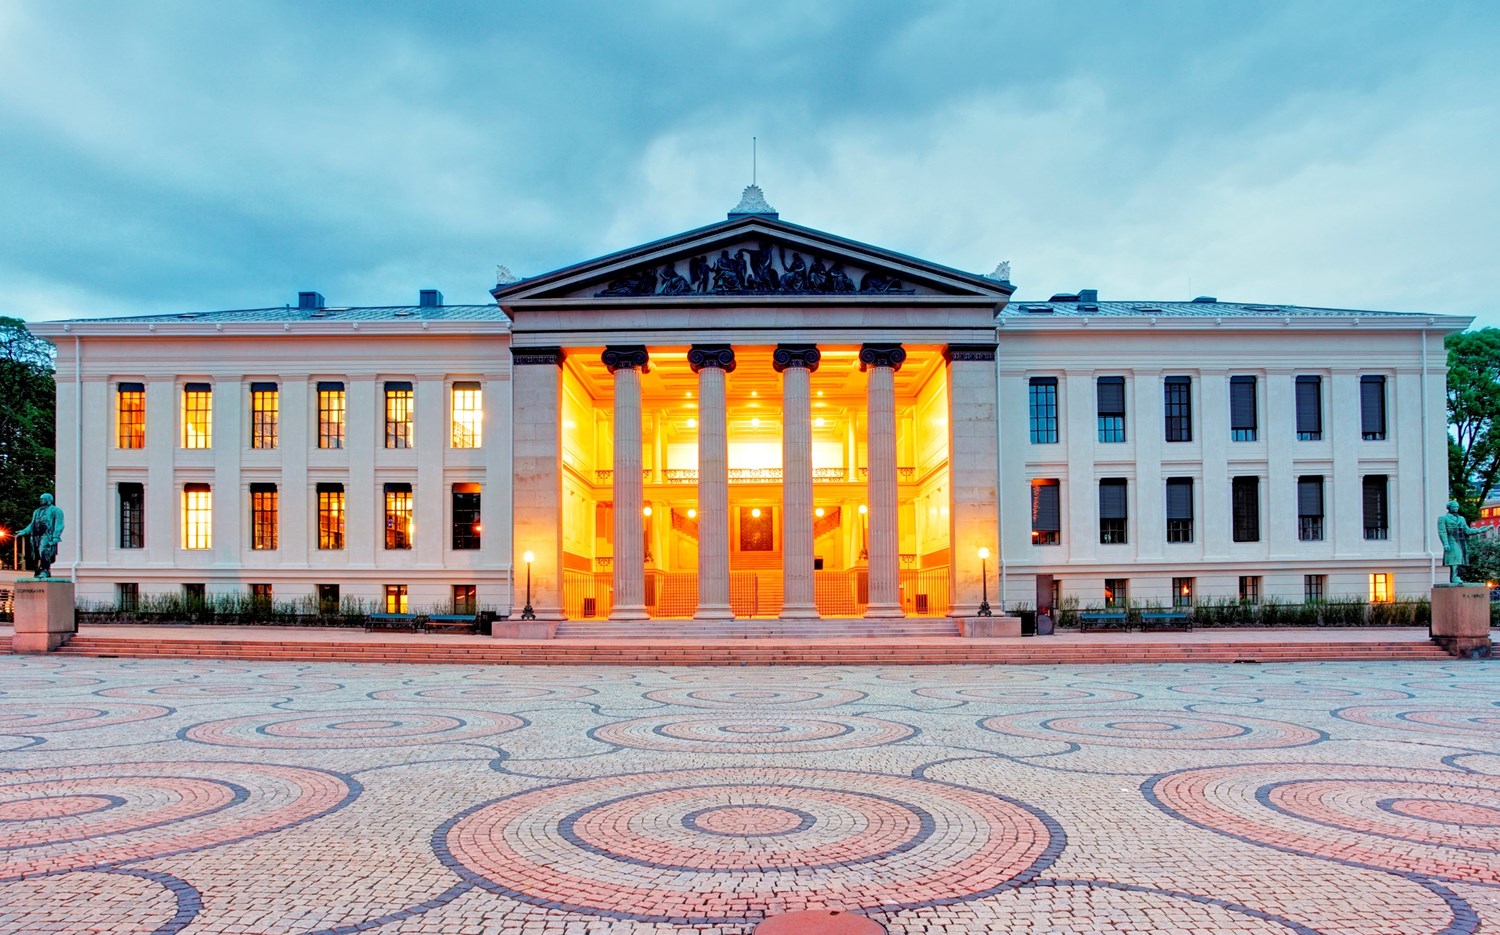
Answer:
30, 188, 1469, 627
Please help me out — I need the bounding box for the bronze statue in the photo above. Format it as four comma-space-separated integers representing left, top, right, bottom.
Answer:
16, 493, 65, 580
1437, 499, 1485, 585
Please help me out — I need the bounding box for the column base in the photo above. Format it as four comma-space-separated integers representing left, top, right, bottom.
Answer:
693, 604, 735, 622
609, 604, 651, 622
779, 602, 820, 620
864, 603, 904, 619
948, 603, 983, 620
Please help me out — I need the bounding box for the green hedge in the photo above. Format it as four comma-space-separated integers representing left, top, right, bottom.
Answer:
1023, 595, 1431, 630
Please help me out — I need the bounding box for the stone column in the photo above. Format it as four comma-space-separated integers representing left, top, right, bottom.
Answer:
509, 347, 566, 621
861, 343, 905, 617
944, 344, 999, 618
604, 346, 650, 620
689, 344, 735, 620
775, 344, 821, 619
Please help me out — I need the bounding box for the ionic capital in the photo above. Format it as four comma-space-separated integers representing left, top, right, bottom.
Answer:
602, 345, 651, 373
772, 344, 821, 373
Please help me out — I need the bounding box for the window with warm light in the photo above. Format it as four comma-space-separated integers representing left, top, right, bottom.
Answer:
1172, 577, 1194, 609
181, 383, 212, 449
317, 382, 346, 449
452, 483, 481, 550
250, 383, 279, 449
385, 381, 414, 449
451, 382, 482, 448
1104, 578, 1128, 609
385, 584, 408, 614
117, 383, 146, 448
384, 483, 413, 550
250, 583, 273, 604
452, 584, 477, 615
250, 483, 278, 550
182, 483, 212, 549
317, 483, 345, 550
1369, 572, 1393, 603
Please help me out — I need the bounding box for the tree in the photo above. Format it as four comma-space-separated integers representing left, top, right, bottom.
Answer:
1446, 328, 1500, 521
0, 317, 55, 563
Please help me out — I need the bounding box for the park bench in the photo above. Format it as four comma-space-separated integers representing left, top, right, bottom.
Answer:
1078, 611, 1129, 632
1138, 610, 1192, 632
365, 613, 420, 632
424, 614, 480, 634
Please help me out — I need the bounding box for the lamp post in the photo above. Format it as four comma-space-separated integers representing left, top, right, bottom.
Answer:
520, 550, 536, 620
977, 546, 993, 616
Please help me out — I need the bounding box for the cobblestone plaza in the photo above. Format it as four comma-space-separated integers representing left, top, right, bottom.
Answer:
2, 655, 1496, 933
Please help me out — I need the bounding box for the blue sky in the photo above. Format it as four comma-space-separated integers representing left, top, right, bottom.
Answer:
3, 1, 1497, 325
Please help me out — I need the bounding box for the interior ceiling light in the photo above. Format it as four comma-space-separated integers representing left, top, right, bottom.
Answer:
751, 417, 760, 427
751, 507, 762, 518
814, 507, 825, 517
687, 508, 697, 518
814, 417, 826, 427
686, 418, 697, 428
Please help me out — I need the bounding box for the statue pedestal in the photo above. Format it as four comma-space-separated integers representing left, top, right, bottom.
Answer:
13, 579, 76, 653
958, 616, 1022, 638
1430, 585, 1492, 658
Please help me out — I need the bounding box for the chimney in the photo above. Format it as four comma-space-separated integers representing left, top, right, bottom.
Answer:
419, 289, 443, 308
298, 291, 324, 310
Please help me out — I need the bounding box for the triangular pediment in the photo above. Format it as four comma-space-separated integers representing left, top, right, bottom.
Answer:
494, 216, 1012, 304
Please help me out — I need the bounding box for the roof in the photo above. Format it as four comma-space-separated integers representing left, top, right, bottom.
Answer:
1000, 298, 1447, 320
54, 304, 507, 325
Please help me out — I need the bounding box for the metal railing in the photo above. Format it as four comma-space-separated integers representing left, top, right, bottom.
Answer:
562, 567, 951, 619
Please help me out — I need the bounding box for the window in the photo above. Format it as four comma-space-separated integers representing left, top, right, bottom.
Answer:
250, 483, 278, 550
182, 483, 212, 550
452, 584, 477, 615
1028, 377, 1058, 444
1096, 376, 1126, 442
1098, 478, 1128, 544
317, 583, 340, 614
1232, 476, 1260, 542
181, 383, 212, 449
451, 382, 482, 448
1363, 475, 1389, 540
117, 383, 146, 448
1229, 375, 1257, 441
118, 482, 144, 549
183, 582, 206, 605
250, 382, 278, 449
385, 483, 413, 550
1031, 479, 1060, 545
1104, 578, 1128, 609
1297, 476, 1325, 541
1239, 575, 1261, 604
1360, 375, 1387, 440
1172, 577, 1195, 609
385, 382, 414, 448
384, 584, 408, 614
452, 483, 482, 550
317, 382, 346, 449
1295, 376, 1322, 440
317, 483, 345, 550
1304, 574, 1326, 603
250, 583, 273, 604
1164, 376, 1192, 442
1369, 572, 1392, 603
1166, 477, 1194, 543
116, 582, 139, 611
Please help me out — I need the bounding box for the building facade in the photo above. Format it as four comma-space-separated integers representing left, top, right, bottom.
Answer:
30, 190, 1469, 624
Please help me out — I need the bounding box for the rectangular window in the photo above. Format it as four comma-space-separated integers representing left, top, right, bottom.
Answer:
452, 483, 482, 550
250, 582, 273, 604
183, 582, 206, 605
385, 381, 414, 449
384, 584, 408, 614
385, 483, 413, 550
1028, 377, 1058, 444
1098, 478, 1128, 544
1164, 376, 1192, 442
117, 383, 146, 448
1096, 376, 1126, 443
452, 584, 477, 615
1239, 575, 1262, 604
317, 583, 340, 614
1031, 479, 1061, 545
1369, 572, 1392, 603
317, 382, 346, 449
1304, 574, 1326, 603
451, 382, 483, 448
1363, 475, 1389, 540
182, 483, 212, 550
1229, 375, 1257, 441
317, 483, 345, 550
1232, 476, 1260, 542
1295, 376, 1322, 440
1172, 577, 1195, 609
1297, 475, 1325, 541
181, 383, 212, 449
250, 483, 278, 550
250, 382, 279, 449
1360, 375, 1387, 440
1104, 578, 1128, 609
118, 482, 144, 549
1165, 477, 1194, 543
116, 582, 139, 611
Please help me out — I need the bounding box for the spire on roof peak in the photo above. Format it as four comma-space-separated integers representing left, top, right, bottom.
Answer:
728, 184, 778, 219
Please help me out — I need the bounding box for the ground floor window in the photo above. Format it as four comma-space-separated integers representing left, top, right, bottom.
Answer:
1369, 572, 1393, 604
183, 582, 206, 605
452, 584, 477, 614
1171, 577, 1194, 609
116, 582, 139, 611
250, 583, 272, 604
317, 584, 340, 614
452, 484, 481, 550
385, 584, 408, 614
1304, 574, 1326, 603
1238, 575, 1261, 605
1104, 578, 1128, 609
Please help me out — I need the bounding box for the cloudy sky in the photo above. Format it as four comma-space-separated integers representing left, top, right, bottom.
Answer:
3, 1, 1497, 325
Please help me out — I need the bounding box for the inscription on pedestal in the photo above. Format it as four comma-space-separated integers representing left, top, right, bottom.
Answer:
13, 580, 76, 653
